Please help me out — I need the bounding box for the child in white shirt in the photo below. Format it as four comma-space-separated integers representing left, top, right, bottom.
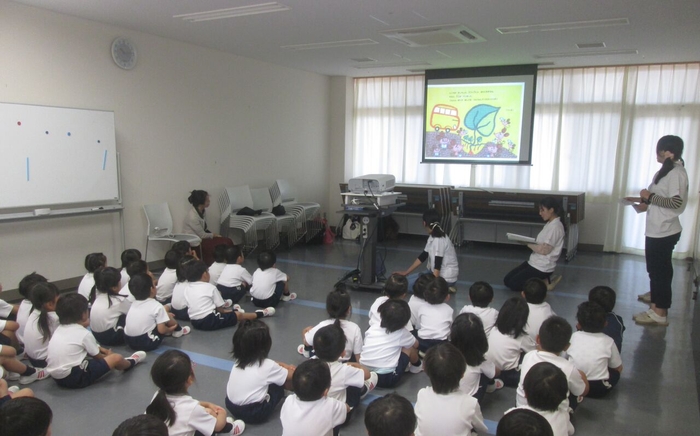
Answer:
47, 293, 145, 389
360, 299, 422, 388
414, 343, 488, 436
225, 320, 295, 424
16, 272, 48, 345
184, 260, 274, 331
451, 313, 501, 403
217, 245, 253, 304
486, 297, 536, 387
155, 250, 179, 304
567, 301, 622, 398
280, 359, 348, 436
89, 267, 131, 346
77, 252, 106, 300
124, 273, 190, 351
416, 276, 453, 353
207, 244, 228, 286
408, 273, 433, 330
365, 393, 416, 436
119, 248, 142, 288
0, 297, 19, 350
146, 349, 244, 435
368, 274, 408, 328
23, 282, 60, 368
299, 286, 363, 362
170, 255, 196, 321
460, 281, 499, 337
522, 278, 557, 344
250, 250, 296, 307
508, 362, 574, 436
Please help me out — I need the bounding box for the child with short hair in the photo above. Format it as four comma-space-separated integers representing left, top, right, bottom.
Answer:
298, 286, 363, 361
112, 414, 168, 436
16, 272, 49, 345
170, 255, 197, 321
89, 267, 132, 346
365, 393, 417, 436
486, 297, 536, 387
509, 362, 574, 436
451, 313, 501, 402
279, 359, 348, 436
368, 273, 408, 327
77, 252, 107, 299
119, 248, 142, 287
360, 299, 422, 388
567, 301, 623, 398
415, 276, 453, 353
408, 273, 433, 330
312, 324, 377, 417
516, 316, 588, 408
47, 293, 146, 388
217, 245, 252, 304
22, 282, 60, 368
124, 273, 190, 351
522, 278, 556, 344
225, 320, 295, 424
146, 349, 245, 435
459, 281, 499, 336
498, 407, 554, 436
0, 397, 53, 436
155, 249, 180, 304
184, 260, 274, 331
250, 250, 296, 308
589, 286, 625, 352
121, 259, 149, 299
414, 343, 488, 436
208, 244, 229, 286
172, 240, 198, 259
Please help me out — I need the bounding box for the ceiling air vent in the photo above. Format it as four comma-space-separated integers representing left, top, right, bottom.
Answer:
382, 25, 485, 47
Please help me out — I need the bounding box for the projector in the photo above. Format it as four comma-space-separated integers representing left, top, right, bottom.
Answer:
348, 174, 395, 194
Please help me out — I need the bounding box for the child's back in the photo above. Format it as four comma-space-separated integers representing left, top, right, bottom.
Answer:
416, 277, 453, 351
589, 286, 625, 352
486, 297, 536, 372
522, 278, 556, 343
368, 274, 408, 327
460, 281, 498, 336
154, 267, 177, 303
304, 319, 362, 362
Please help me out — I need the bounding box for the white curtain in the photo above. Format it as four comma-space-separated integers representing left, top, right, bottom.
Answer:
352, 64, 700, 256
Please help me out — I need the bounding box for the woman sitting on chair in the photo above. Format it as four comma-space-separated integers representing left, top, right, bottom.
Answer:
183, 189, 232, 265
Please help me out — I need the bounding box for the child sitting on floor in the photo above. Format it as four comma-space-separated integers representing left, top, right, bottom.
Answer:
486, 297, 536, 387
459, 281, 499, 336
368, 274, 408, 328
364, 393, 416, 436
250, 250, 296, 308
415, 276, 453, 353
207, 244, 228, 286
155, 250, 180, 305
522, 278, 556, 344
589, 286, 625, 352
216, 245, 252, 304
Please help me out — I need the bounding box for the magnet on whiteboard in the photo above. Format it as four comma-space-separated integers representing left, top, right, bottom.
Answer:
34, 208, 51, 216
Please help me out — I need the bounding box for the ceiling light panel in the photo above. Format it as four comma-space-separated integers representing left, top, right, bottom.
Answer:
282, 39, 378, 51
174, 2, 290, 22
498, 18, 629, 34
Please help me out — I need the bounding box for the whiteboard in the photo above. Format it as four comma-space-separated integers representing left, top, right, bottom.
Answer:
0, 103, 119, 209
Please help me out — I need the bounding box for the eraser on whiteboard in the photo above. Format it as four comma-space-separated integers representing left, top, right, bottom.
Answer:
34, 208, 51, 216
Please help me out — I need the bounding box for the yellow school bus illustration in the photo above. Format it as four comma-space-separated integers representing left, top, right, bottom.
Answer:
429, 104, 460, 133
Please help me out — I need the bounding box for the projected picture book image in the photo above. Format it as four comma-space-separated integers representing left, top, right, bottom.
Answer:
424, 82, 524, 163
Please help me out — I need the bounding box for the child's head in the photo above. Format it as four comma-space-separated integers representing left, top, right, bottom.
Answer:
55, 293, 89, 325
378, 299, 411, 333
365, 393, 416, 436
172, 241, 194, 257
469, 281, 494, 308
0, 397, 53, 436
522, 278, 547, 304
412, 272, 433, 300
84, 252, 107, 273
292, 359, 331, 401
312, 323, 346, 362
423, 276, 449, 305
588, 285, 616, 313
94, 267, 122, 293
523, 362, 568, 412
184, 260, 208, 283
450, 313, 488, 366
225, 245, 243, 265
232, 319, 272, 369
384, 273, 408, 299
129, 273, 156, 301
257, 250, 276, 270
424, 343, 466, 394
496, 297, 530, 338
538, 316, 572, 353
326, 287, 351, 320
112, 415, 169, 436
176, 255, 197, 282
18, 272, 48, 299
164, 249, 181, 270
422, 209, 446, 238
497, 409, 553, 436
29, 282, 59, 311
147, 350, 193, 426
120, 248, 142, 269
213, 244, 228, 263
126, 259, 149, 278
576, 301, 606, 333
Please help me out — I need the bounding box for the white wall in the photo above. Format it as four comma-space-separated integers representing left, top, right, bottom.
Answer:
0, 1, 331, 287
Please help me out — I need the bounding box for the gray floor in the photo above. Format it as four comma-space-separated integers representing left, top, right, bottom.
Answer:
25, 238, 700, 435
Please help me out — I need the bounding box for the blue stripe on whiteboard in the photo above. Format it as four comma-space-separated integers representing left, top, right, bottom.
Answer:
26, 157, 29, 181
102, 150, 108, 170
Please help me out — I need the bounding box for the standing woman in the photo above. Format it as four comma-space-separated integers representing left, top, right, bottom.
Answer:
182, 190, 233, 266
503, 197, 565, 293
628, 135, 688, 327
